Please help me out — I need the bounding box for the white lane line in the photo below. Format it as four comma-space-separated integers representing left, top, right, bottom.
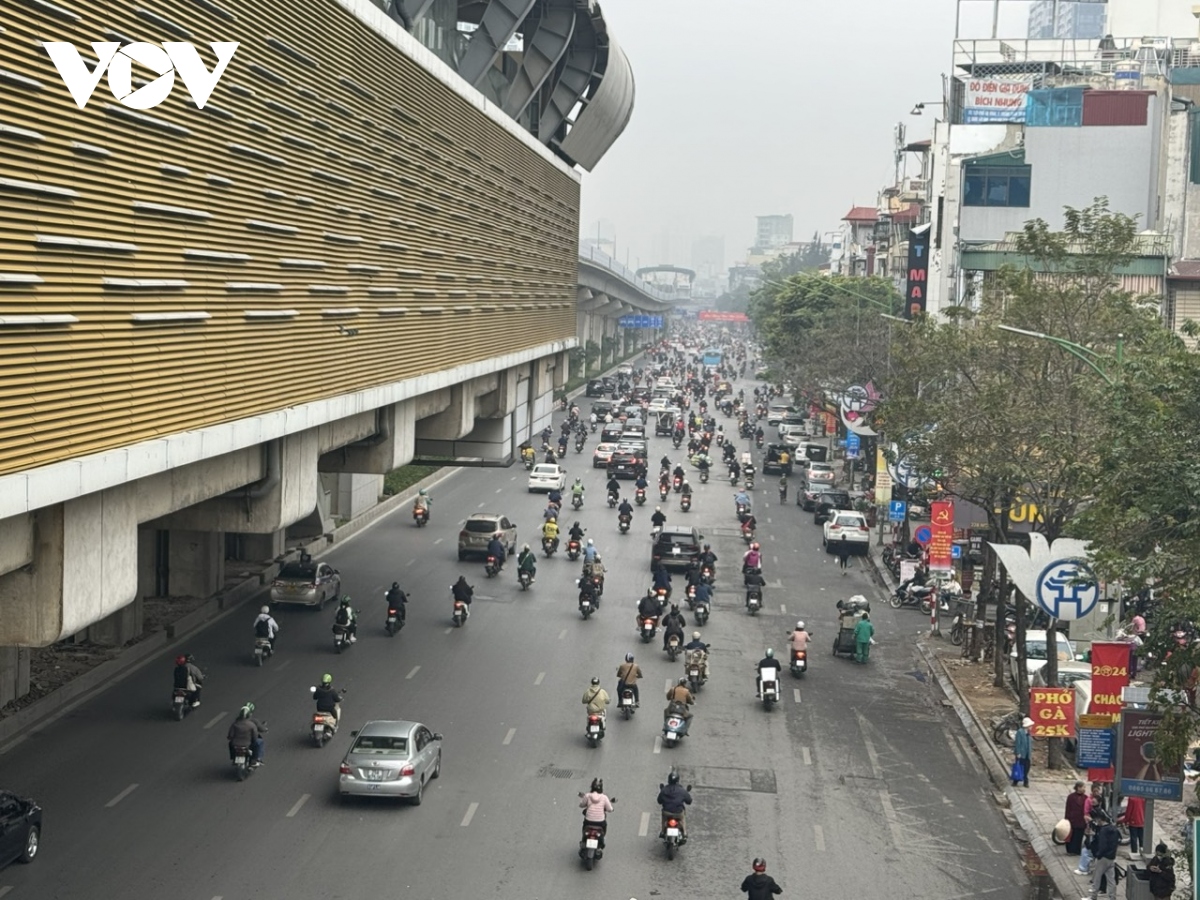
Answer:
105, 783, 139, 808
767, 517, 773, 525
534, 671, 545, 685
276, 659, 292, 671
0, 887, 14, 899
434, 537, 444, 545
203, 711, 227, 729
793, 688, 802, 703
405, 665, 421, 680
780, 603, 786, 614
495, 488, 503, 493
801, 746, 812, 765
461, 802, 479, 827
769, 534, 776, 542
665, 678, 673, 692
653, 735, 662, 754
813, 824, 826, 851
406, 559, 415, 566
773, 555, 779, 564
286, 794, 311, 818
638, 811, 651, 837
503, 727, 516, 745
558, 629, 567, 640
444, 627, 453, 635
476, 502, 485, 508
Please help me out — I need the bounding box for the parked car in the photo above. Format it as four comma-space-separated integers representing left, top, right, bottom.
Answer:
800, 480, 831, 511
457, 513, 517, 560
805, 461, 836, 487
270, 560, 342, 609
813, 490, 853, 525
822, 511, 870, 554
778, 424, 807, 447
0, 791, 40, 868
338, 720, 442, 804
592, 442, 619, 468
651, 526, 704, 571
766, 404, 795, 426
1009, 630, 1077, 688
1030, 659, 1092, 688
795, 442, 828, 463
528, 464, 567, 492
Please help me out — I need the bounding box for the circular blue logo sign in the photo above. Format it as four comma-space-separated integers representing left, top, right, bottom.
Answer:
914, 525, 932, 545
1034, 559, 1100, 622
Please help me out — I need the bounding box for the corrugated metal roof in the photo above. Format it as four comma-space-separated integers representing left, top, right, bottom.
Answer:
1081, 91, 1151, 127
843, 206, 879, 222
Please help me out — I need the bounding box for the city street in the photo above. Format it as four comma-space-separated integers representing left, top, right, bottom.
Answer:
0, 389, 1028, 900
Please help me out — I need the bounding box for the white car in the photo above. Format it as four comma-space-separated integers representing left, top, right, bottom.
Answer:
1009, 630, 1077, 687
822, 511, 870, 554
592, 442, 619, 468
528, 463, 566, 492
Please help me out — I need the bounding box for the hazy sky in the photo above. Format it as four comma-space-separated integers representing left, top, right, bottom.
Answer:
579, 0, 1038, 270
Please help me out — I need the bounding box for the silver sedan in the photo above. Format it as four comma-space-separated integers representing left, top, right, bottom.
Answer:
338, 720, 443, 804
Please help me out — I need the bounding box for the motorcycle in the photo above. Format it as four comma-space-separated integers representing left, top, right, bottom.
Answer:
172, 686, 195, 721
579, 801, 616, 870
332, 623, 353, 654
518, 568, 533, 591
746, 588, 762, 616
685, 584, 697, 607
619, 686, 637, 719
741, 525, 754, 544
567, 539, 582, 561
635, 487, 646, 506
779, 483, 788, 503
672, 475, 683, 493
672, 433, 683, 449
662, 811, 687, 860
699, 468, 709, 484
755, 434, 764, 449
585, 712, 606, 747
665, 632, 682, 662
575, 437, 586, 454
309, 686, 341, 746
700, 564, 715, 586
254, 637, 274, 666
523, 456, 534, 471
485, 555, 500, 578
579, 592, 595, 620
694, 599, 710, 626
639, 615, 658, 643
744, 474, 755, 491
452, 598, 469, 627
607, 490, 619, 508
729, 470, 739, 485
680, 494, 691, 512
589, 420, 597, 433
542, 536, 558, 557
686, 651, 706, 693
413, 506, 429, 527
385, 603, 404, 636
231, 743, 255, 781
949, 610, 965, 646
659, 485, 669, 502
572, 493, 584, 510
790, 648, 808, 677
760, 667, 780, 709
662, 707, 689, 746
889, 582, 932, 610
735, 502, 750, 522
618, 512, 632, 534
655, 586, 670, 605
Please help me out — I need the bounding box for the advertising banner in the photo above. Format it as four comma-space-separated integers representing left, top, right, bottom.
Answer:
1076, 713, 1116, 769
697, 311, 748, 322
1119, 710, 1183, 801
1086, 642, 1131, 781
874, 445, 893, 504
959, 76, 1033, 123
905, 224, 931, 318
1029, 686, 1076, 739
929, 500, 954, 570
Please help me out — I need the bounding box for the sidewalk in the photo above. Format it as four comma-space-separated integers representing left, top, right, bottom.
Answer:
867, 551, 1192, 900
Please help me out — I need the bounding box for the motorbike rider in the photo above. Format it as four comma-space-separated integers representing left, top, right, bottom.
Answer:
517, 544, 537, 583
691, 578, 713, 610
617, 497, 634, 521
680, 477, 693, 499
672, 463, 686, 484
651, 506, 668, 530
652, 560, 673, 596
485, 533, 507, 569
570, 478, 586, 503
384, 582, 408, 624
333, 596, 358, 643
227, 702, 266, 766
661, 603, 686, 651
578, 571, 601, 610
616, 653, 643, 706
659, 454, 672, 472
583, 537, 600, 565
658, 468, 671, 492
638, 589, 664, 623
544, 448, 557, 464
728, 458, 742, 480
253, 605, 280, 648
579, 777, 614, 847
734, 489, 752, 515
547, 488, 563, 510
413, 487, 432, 519
173, 654, 204, 707
684, 631, 710, 678
605, 475, 621, 499
743, 542, 763, 573
700, 543, 718, 569
657, 771, 693, 841
788, 621, 811, 655
634, 473, 649, 494
755, 648, 782, 697
582, 676, 610, 720
314, 673, 343, 724
567, 520, 586, 543
741, 858, 783, 899
541, 516, 559, 549
665, 677, 694, 723
520, 443, 535, 466
451, 575, 474, 618
741, 513, 759, 538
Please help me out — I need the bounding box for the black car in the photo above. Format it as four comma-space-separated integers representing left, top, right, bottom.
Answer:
651, 526, 704, 571
0, 791, 40, 868
608, 451, 643, 478
761, 443, 793, 476
591, 400, 615, 418
586, 378, 615, 398
813, 490, 853, 525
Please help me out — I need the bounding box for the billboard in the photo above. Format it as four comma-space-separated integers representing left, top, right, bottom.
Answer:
1119, 710, 1183, 801
959, 76, 1033, 124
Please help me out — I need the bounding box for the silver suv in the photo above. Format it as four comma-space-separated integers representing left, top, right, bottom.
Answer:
458, 514, 517, 560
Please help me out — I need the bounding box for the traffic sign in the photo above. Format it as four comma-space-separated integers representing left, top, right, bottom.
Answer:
914, 525, 932, 545
951, 545, 962, 559
888, 501, 906, 522
845, 433, 860, 459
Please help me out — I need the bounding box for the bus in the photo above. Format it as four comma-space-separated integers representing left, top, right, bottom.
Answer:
702, 347, 723, 368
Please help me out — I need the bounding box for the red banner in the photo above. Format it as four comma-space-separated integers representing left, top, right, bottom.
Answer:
928, 500, 954, 569
1029, 686, 1076, 739
698, 311, 749, 322
1086, 641, 1132, 782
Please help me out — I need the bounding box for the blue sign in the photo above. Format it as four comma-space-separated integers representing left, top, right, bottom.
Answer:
951, 544, 962, 560
617, 315, 664, 328
914, 525, 932, 545
1076, 727, 1114, 769
845, 433, 860, 459
888, 501, 907, 523
1034, 558, 1100, 621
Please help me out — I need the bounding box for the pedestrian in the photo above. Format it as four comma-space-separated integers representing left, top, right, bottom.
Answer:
1147, 843, 1175, 899
1088, 808, 1121, 900
1065, 781, 1088, 856
1012, 716, 1033, 788
836, 536, 851, 574
1119, 795, 1145, 858
853, 611, 874, 663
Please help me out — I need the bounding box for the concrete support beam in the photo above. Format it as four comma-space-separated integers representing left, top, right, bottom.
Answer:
416, 382, 476, 441
85, 596, 143, 647
168, 530, 225, 598
0, 514, 34, 578
317, 400, 417, 475
237, 529, 285, 562
477, 367, 520, 419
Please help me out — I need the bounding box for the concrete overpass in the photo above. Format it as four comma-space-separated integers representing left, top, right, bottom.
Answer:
577, 245, 675, 354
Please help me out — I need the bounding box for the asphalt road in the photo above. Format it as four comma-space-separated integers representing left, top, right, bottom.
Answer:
0, 376, 1029, 900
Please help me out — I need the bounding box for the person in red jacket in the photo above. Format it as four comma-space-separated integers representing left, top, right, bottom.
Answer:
1119, 795, 1146, 858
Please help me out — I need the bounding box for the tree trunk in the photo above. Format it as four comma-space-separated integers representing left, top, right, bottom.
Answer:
1015, 582, 1030, 715
971, 536, 997, 662
1045, 614, 1064, 770
993, 565, 1008, 687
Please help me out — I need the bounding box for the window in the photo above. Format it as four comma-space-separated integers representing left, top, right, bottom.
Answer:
352, 735, 408, 754
278, 563, 317, 580
963, 165, 1032, 208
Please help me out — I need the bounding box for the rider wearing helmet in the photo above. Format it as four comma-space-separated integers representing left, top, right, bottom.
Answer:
755, 648, 782, 697
173, 654, 204, 707
334, 595, 357, 643
542, 516, 559, 546
579, 776, 614, 847
582, 677, 610, 717
253, 604, 280, 647
486, 532, 507, 569
227, 701, 267, 766
313, 673, 343, 723
517, 543, 537, 582
741, 858, 783, 899
743, 542, 763, 572
656, 770, 693, 840
385, 582, 408, 623
684, 631, 710, 678
665, 676, 694, 722
789, 620, 811, 654
583, 536, 599, 564
651, 506, 667, 529
616, 652, 643, 706
413, 486, 432, 518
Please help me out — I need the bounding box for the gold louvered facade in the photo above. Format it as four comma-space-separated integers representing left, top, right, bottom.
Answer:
0, 0, 581, 478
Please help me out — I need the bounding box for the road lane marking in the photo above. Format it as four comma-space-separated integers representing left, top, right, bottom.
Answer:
773, 555, 779, 564
476, 502, 485, 508
286, 794, 311, 818
638, 811, 650, 836
503, 728, 516, 745
558, 629, 567, 640
766, 517, 772, 524
203, 712, 227, 729
653, 735, 662, 754
406, 665, 421, 679
0, 887, 14, 898
434, 537, 444, 544
406, 559, 414, 566
276, 659, 292, 671
793, 688, 802, 703
495, 488, 503, 493
461, 802, 479, 826
942, 725, 966, 768
801, 746, 812, 765
105, 784, 138, 807
780, 604, 786, 614
444, 627, 453, 634
534, 671, 545, 685
813, 824, 825, 851
769, 534, 776, 542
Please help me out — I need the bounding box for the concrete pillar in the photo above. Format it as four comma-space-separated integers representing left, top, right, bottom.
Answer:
0, 647, 31, 707
319, 400, 417, 475
332, 473, 384, 519
87, 596, 143, 647
168, 530, 225, 598
238, 530, 285, 562
418, 383, 476, 440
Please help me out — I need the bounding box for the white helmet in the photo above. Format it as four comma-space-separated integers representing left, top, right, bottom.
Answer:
692, 631, 701, 640
261, 605, 270, 614
587, 538, 594, 546
796, 620, 805, 631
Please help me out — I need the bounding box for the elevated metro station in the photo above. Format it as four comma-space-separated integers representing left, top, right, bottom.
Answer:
0, 0, 665, 704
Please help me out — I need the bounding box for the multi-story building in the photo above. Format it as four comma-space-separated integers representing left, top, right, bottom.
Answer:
1028, 1, 1107, 40
1107, 0, 1200, 38
755, 215, 794, 252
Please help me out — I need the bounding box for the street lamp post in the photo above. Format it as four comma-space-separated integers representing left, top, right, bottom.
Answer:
997, 325, 1123, 387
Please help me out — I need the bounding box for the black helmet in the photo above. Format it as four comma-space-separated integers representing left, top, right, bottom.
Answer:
753, 858, 767, 872
667, 771, 680, 785
340, 596, 351, 607
591, 777, 604, 793
591, 677, 600, 686
391, 582, 399, 590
